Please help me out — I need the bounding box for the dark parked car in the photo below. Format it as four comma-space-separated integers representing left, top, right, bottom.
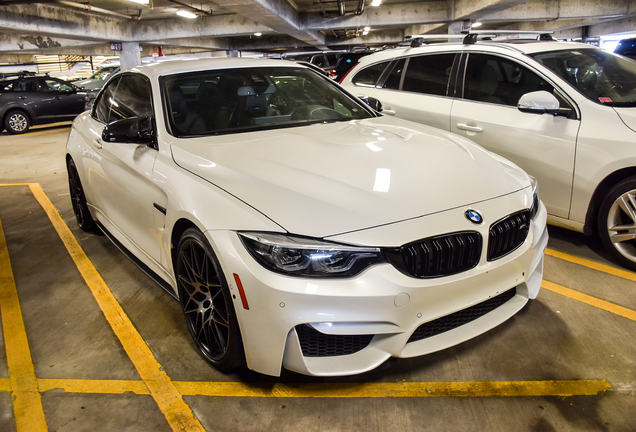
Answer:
1, 72, 86, 134
614, 38, 636, 60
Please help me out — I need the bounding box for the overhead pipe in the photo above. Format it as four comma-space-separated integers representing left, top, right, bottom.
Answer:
55, 0, 136, 19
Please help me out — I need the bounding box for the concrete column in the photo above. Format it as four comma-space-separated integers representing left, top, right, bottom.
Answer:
119, 42, 141, 69
226, 50, 239, 58
448, 21, 463, 35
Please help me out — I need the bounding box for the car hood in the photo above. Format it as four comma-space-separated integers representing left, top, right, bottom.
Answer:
614, 107, 636, 133
170, 118, 529, 238
72, 79, 104, 90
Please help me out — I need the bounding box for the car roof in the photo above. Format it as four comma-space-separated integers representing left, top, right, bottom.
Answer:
122, 57, 306, 79
354, 40, 595, 67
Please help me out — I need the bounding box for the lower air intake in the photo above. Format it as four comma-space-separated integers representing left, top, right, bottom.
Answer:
295, 325, 374, 357
408, 287, 517, 343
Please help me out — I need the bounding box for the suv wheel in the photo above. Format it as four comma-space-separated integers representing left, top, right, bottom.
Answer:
4, 110, 30, 134
598, 176, 636, 271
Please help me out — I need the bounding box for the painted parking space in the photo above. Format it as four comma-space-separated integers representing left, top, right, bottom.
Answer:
1, 182, 635, 431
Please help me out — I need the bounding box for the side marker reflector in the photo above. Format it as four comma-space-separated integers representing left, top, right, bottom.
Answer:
233, 273, 250, 310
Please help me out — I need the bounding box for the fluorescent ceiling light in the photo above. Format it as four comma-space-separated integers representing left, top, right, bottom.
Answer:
472, 21, 482, 28
254, 32, 262, 36
371, 0, 381, 6
177, 10, 197, 19
127, 0, 149, 4
364, 26, 370, 32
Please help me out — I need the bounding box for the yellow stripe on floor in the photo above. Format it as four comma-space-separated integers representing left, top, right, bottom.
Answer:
0, 215, 48, 432
545, 248, 636, 282
38, 379, 150, 395
542, 280, 636, 322
27, 183, 205, 432
174, 379, 610, 398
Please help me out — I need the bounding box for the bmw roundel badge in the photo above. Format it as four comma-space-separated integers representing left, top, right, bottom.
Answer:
465, 209, 483, 224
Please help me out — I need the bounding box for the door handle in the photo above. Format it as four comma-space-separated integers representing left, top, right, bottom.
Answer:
457, 123, 483, 133
93, 138, 102, 149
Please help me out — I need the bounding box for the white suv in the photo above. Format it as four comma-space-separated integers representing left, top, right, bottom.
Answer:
341, 35, 636, 271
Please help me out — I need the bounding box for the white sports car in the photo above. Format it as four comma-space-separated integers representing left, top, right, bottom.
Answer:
66, 58, 548, 377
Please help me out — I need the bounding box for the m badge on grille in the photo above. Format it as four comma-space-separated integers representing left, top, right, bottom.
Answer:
465, 209, 483, 224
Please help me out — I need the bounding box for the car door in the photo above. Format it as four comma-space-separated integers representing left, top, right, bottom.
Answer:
82, 74, 163, 263
361, 53, 458, 131
450, 53, 580, 219
43, 78, 86, 119
15, 77, 57, 122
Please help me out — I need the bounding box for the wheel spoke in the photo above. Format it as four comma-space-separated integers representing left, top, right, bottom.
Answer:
616, 193, 636, 224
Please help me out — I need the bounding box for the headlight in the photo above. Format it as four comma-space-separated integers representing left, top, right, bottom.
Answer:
239, 232, 385, 277
529, 175, 540, 219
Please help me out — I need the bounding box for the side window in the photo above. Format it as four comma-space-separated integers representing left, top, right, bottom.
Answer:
402, 54, 456, 96
17, 79, 42, 92
1, 79, 17, 91
352, 61, 391, 87
93, 77, 121, 123
464, 53, 555, 106
45, 79, 74, 92
108, 75, 153, 122
382, 59, 406, 90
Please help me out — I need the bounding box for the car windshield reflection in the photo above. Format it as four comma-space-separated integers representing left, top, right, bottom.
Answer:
161, 67, 373, 137
531, 48, 636, 107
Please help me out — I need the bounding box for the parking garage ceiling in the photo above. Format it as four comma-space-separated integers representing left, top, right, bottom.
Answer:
1, 0, 636, 60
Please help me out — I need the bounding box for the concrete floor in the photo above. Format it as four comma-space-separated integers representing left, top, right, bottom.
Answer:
0, 123, 635, 432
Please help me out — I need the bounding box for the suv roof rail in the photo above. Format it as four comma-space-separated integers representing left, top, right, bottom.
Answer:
405, 30, 555, 47
0, 70, 39, 79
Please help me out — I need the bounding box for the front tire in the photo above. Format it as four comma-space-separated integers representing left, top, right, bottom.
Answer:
176, 228, 245, 372
67, 158, 96, 232
4, 110, 30, 134
598, 176, 636, 271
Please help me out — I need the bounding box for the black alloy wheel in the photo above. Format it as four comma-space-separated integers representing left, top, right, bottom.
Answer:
176, 228, 245, 371
67, 158, 96, 232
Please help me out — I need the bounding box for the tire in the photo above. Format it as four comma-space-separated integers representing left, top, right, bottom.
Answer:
176, 228, 245, 371
4, 110, 30, 134
597, 176, 636, 271
67, 158, 96, 232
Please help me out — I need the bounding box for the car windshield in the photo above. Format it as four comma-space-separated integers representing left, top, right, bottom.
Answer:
530, 48, 636, 107
162, 66, 373, 137
89, 67, 117, 80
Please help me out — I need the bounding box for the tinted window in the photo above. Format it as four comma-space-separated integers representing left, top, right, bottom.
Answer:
94, 77, 121, 123
383, 59, 406, 90
1, 79, 17, 91
162, 67, 373, 137
352, 61, 390, 87
108, 75, 153, 122
464, 53, 554, 106
45, 79, 74, 92
17, 79, 42, 92
402, 54, 455, 96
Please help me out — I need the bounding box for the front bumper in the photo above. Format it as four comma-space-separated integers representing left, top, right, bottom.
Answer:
205, 192, 548, 377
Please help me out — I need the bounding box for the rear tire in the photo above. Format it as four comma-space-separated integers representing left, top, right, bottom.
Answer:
597, 176, 636, 271
4, 110, 30, 134
175, 228, 246, 372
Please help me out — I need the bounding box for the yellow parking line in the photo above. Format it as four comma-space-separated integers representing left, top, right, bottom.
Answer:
38, 379, 150, 395
542, 280, 636, 322
0, 378, 11, 392
27, 184, 205, 432
0, 216, 48, 432
545, 248, 636, 282
175, 379, 610, 398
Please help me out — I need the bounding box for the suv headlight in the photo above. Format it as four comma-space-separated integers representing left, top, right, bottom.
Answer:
529, 175, 540, 220
239, 232, 385, 277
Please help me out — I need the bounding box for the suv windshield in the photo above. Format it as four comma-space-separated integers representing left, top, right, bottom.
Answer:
162, 66, 373, 137
530, 48, 636, 107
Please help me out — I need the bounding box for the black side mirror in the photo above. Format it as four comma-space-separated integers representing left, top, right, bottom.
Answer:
102, 116, 155, 145
359, 96, 383, 112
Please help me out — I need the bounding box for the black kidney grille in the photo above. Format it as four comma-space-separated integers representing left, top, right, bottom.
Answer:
295, 325, 374, 357
488, 210, 530, 261
385, 232, 482, 278
408, 287, 517, 343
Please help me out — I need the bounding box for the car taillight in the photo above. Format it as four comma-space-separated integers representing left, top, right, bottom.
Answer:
85, 94, 89, 103
329, 69, 337, 77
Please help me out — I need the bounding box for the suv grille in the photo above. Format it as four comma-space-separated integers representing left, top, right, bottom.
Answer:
385, 232, 482, 278
295, 325, 374, 357
488, 210, 530, 261
408, 287, 517, 343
